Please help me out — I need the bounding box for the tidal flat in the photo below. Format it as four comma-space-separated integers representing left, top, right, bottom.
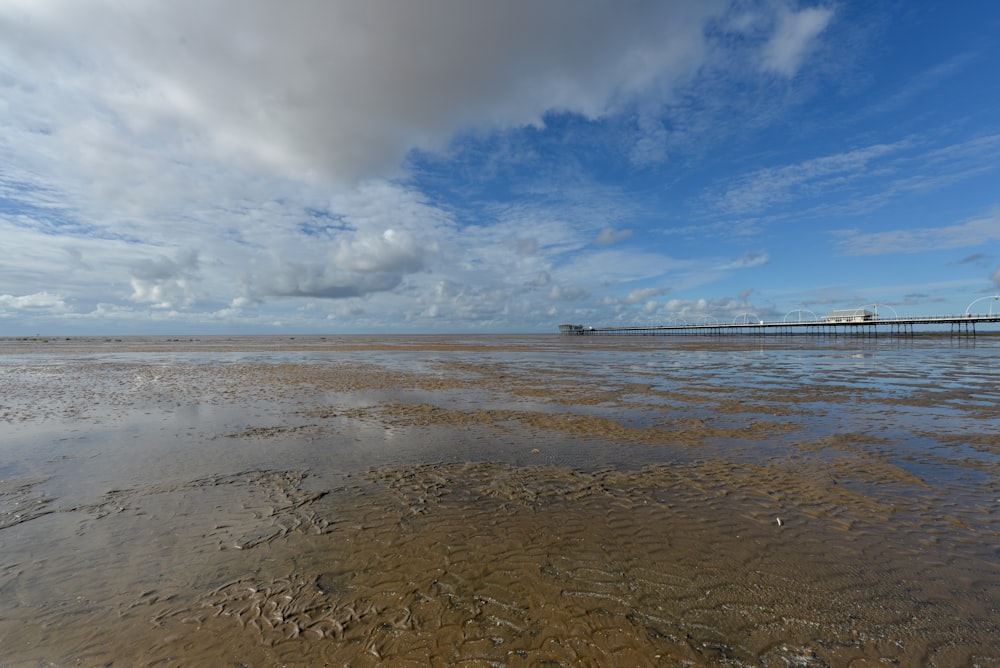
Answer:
0, 334, 997, 666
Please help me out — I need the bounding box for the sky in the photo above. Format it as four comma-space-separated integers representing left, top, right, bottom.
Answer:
2, 1, 1000, 335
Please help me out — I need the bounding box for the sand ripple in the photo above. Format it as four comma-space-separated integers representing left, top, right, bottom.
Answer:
65, 462, 990, 667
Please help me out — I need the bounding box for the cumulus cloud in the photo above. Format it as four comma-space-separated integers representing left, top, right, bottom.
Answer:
761, 6, 834, 76
245, 226, 432, 302
332, 229, 426, 274
129, 249, 201, 308
260, 263, 403, 300
0, 291, 69, 312
661, 295, 773, 322
0, 1, 733, 186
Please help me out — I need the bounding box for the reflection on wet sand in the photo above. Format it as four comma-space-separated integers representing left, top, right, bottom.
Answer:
0, 335, 997, 666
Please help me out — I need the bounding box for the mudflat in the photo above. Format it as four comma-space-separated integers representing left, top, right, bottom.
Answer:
0, 335, 997, 666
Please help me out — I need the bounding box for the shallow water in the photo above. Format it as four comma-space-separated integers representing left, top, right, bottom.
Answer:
0, 334, 998, 666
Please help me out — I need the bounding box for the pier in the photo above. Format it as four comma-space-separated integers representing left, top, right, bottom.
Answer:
559, 313, 1000, 337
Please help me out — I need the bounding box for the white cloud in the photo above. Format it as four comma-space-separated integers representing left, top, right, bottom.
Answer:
532, 272, 552, 287
714, 141, 909, 216
707, 133, 1000, 224
549, 284, 589, 301
761, 6, 834, 76
332, 229, 426, 274
0, 291, 69, 313
630, 113, 670, 164
595, 227, 633, 246
626, 286, 672, 304
832, 211, 1000, 256
259, 264, 404, 300
720, 252, 769, 269
0, 1, 729, 186
867, 51, 977, 116
129, 249, 201, 308
559, 249, 691, 287
661, 295, 773, 322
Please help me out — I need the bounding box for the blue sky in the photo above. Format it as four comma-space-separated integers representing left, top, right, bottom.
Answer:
1, 1, 999, 334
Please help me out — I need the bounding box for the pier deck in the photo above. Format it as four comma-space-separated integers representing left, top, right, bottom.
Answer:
559, 314, 1000, 337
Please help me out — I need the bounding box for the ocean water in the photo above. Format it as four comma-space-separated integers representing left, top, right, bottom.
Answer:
0, 334, 997, 666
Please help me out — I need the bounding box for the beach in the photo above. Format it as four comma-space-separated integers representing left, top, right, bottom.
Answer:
0, 334, 997, 666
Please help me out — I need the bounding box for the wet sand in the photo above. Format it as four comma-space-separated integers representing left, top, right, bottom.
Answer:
0, 335, 997, 666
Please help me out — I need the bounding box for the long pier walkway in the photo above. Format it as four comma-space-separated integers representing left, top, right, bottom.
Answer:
559, 314, 1000, 337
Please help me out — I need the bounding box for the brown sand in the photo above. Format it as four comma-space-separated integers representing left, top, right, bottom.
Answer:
0, 335, 997, 666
